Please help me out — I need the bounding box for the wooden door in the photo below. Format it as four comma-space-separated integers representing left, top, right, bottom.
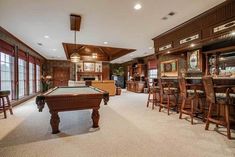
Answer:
53, 67, 70, 87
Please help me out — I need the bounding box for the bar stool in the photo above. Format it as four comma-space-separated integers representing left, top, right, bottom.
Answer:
202, 77, 234, 139
0, 90, 13, 118
158, 78, 178, 115
178, 77, 204, 124
146, 79, 160, 110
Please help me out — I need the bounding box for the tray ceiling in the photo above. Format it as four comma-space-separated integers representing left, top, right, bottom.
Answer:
63, 43, 135, 62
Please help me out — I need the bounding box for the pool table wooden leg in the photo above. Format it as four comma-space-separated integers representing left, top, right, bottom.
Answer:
50, 111, 60, 134
92, 108, 100, 128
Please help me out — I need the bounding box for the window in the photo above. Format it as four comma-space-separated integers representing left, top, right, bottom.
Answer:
36, 64, 40, 92
29, 62, 35, 94
0, 52, 14, 100
18, 58, 26, 98
148, 69, 157, 78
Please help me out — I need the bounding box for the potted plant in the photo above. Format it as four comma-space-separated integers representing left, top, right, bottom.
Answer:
113, 67, 124, 76
112, 67, 125, 94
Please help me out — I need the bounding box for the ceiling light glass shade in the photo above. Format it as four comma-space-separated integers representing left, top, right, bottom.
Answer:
231, 31, 235, 36
70, 52, 80, 62
92, 53, 98, 58
134, 4, 142, 10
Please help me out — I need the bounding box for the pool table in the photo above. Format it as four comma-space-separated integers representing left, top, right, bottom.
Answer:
36, 86, 109, 134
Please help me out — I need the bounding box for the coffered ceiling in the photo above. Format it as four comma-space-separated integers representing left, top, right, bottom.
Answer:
0, 0, 225, 63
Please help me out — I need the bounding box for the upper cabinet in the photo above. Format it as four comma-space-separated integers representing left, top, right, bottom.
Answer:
153, 1, 235, 55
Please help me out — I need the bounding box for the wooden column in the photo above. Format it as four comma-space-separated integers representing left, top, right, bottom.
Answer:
205, 54, 208, 75
14, 46, 19, 100
75, 63, 77, 81
26, 53, 29, 95
34, 58, 37, 93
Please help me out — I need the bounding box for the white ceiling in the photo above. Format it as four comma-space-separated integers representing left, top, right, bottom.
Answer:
0, 0, 225, 63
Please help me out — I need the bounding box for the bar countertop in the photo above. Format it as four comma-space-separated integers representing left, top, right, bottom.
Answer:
161, 76, 235, 80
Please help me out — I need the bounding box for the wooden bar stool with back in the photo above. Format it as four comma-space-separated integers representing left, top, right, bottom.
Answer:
178, 77, 204, 124
0, 90, 13, 118
158, 78, 178, 115
146, 79, 160, 110
202, 76, 234, 139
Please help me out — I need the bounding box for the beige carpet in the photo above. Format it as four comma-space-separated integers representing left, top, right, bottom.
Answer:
0, 90, 234, 157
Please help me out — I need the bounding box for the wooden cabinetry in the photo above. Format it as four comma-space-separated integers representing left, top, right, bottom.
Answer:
153, 1, 235, 55
127, 62, 147, 93
126, 81, 146, 93
128, 64, 146, 79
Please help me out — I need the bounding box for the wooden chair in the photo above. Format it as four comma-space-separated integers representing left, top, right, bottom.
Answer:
0, 90, 13, 118
178, 77, 204, 124
146, 79, 160, 109
158, 78, 178, 115
202, 76, 233, 139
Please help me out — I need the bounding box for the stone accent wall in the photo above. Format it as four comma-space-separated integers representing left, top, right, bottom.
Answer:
44, 60, 76, 80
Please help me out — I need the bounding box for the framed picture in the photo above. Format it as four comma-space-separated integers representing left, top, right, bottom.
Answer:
95, 62, 102, 72
187, 50, 201, 72
160, 59, 178, 76
83, 62, 95, 72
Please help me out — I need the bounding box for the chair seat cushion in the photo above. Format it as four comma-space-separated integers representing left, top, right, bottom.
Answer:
149, 87, 160, 92
216, 93, 235, 99
163, 87, 177, 91
0, 90, 10, 96
187, 89, 204, 94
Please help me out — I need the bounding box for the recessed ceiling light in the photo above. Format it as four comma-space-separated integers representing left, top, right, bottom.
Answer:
149, 47, 153, 50
231, 31, 235, 36
52, 48, 57, 51
168, 12, 176, 16
134, 3, 142, 10
44, 35, 50, 39
104, 41, 108, 44
162, 17, 168, 20
167, 51, 170, 54
190, 43, 195, 47
37, 43, 43, 46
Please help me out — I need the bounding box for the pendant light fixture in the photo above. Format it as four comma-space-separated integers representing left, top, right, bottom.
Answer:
70, 16, 80, 63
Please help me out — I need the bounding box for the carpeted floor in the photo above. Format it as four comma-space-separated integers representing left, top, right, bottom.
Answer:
0, 90, 234, 157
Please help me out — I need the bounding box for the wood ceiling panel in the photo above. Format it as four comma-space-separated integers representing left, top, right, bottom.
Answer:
62, 43, 135, 62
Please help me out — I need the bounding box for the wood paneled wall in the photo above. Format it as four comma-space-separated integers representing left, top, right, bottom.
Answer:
102, 63, 110, 80
153, 1, 235, 55
43, 60, 76, 81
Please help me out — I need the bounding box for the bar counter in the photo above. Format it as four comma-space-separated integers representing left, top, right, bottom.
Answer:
126, 81, 146, 93
161, 76, 235, 80
161, 76, 235, 86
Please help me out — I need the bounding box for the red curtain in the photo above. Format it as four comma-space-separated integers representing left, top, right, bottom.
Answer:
29, 55, 35, 63
18, 49, 27, 60
0, 39, 14, 56
148, 59, 157, 69
35, 58, 41, 65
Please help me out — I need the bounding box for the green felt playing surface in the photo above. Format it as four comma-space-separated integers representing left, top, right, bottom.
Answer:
49, 87, 100, 95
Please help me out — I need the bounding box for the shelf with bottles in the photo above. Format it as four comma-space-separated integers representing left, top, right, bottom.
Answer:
208, 52, 235, 77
